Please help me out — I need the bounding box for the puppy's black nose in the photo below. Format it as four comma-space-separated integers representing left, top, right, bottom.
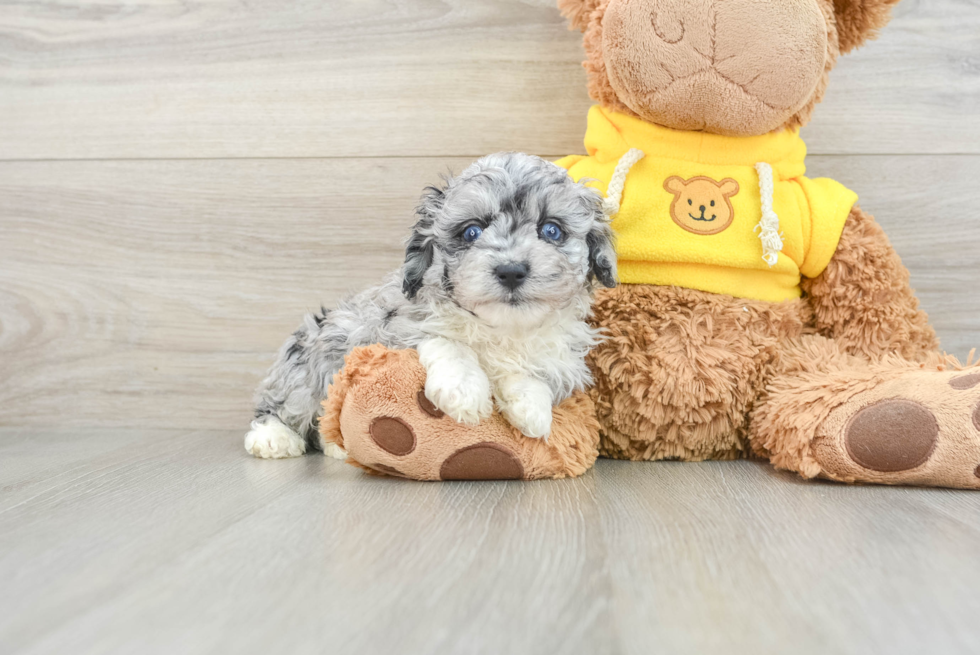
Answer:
494, 263, 528, 291
699, 205, 706, 213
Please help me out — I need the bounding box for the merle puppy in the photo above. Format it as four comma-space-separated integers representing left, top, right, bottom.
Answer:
246, 152, 616, 459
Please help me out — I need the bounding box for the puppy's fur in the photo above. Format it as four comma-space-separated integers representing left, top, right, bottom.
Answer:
245, 152, 616, 459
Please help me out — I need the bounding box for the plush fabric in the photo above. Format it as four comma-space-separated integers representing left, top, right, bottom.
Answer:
320, 345, 600, 480
801, 206, 938, 361
556, 106, 857, 301
324, 0, 980, 488
752, 341, 980, 489
586, 282, 813, 461
599, 0, 829, 135
585, 202, 980, 488
544, 0, 980, 490
572, 0, 842, 135
833, 0, 903, 54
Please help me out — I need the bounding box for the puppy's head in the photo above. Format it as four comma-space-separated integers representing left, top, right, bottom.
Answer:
403, 152, 615, 327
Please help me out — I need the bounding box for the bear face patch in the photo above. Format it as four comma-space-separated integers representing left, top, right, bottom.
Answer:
664, 176, 740, 236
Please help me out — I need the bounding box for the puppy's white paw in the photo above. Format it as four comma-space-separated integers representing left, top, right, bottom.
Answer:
245, 420, 307, 459
425, 368, 494, 425
323, 442, 347, 460
500, 395, 553, 439
494, 376, 554, 439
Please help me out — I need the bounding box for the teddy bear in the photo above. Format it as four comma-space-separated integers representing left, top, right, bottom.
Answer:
321, 0, 980, 488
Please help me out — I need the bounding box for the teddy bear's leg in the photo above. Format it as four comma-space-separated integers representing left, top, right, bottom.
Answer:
587, 283, 811, 461
318, 345, 600, 481
751, 335, 980, 489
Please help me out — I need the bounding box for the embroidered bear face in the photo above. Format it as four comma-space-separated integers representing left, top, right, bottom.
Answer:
664, 176, 740, 236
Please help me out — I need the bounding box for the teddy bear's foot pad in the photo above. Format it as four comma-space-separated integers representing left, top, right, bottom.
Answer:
439, 444, 525, 481
812, 369, 980, 489
362, 416, 525, 480
319, 345, 600, 481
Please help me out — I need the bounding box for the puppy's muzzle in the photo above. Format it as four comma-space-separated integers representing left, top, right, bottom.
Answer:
494, 262, 528, 291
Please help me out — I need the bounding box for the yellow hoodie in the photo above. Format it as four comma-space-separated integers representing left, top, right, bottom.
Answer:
556, 106, 858, 302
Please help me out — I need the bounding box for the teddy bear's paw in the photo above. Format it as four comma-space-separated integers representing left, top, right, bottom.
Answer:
321, 346, 601, 481
341, 385, 528, 480
812, 368, 980, 489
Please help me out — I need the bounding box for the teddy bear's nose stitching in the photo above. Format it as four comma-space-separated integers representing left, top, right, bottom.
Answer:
699, 205, 706, 212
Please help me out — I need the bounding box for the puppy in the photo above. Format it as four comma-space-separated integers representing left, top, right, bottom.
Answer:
245, 152, 616, 459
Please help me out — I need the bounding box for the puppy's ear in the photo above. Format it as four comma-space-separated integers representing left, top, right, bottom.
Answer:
586, 207, 618, 288
402, 184, 443, 299
833, 0, 901, 54
557, 0, 600, 32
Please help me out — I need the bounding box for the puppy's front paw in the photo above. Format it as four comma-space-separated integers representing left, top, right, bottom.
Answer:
500, 396, 553, 440
425, 368, 493, 426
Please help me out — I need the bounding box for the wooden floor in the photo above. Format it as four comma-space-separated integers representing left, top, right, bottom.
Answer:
2, 0, 980, 653
4, 427, 980, 655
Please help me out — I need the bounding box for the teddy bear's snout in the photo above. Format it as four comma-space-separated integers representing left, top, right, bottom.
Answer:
601, 0, 831, 135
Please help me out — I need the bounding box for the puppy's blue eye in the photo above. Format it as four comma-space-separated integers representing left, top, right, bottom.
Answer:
462, 225, 483, 242
540, 222, 562, 241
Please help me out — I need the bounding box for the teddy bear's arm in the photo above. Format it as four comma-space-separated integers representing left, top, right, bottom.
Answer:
801, 205, 938, 361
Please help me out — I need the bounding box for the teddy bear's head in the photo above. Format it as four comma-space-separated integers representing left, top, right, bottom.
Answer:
558, 0, 900, 136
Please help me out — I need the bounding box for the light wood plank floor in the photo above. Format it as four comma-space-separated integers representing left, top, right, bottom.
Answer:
4, 428, 980, 655
2, 0, 979, 653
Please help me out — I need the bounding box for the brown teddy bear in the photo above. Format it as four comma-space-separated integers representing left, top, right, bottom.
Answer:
320, 345, 601, 480
322, 0, 980, 488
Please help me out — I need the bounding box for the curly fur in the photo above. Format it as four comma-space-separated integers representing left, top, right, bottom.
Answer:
802, 206, 938, 362
587, 284, 814, 461
548, 0, 980, 490
558, 0, 602, 31
247, 152, 615, 457
587, 204, 944, 462
587, 205, 959, 475
833, 0, 902, 54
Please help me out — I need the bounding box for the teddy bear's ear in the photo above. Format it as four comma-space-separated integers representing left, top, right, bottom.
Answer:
719, 179, 740, 197
664, 176, 686, 195
832, 0, 902, 54
557, 0, 601, 32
